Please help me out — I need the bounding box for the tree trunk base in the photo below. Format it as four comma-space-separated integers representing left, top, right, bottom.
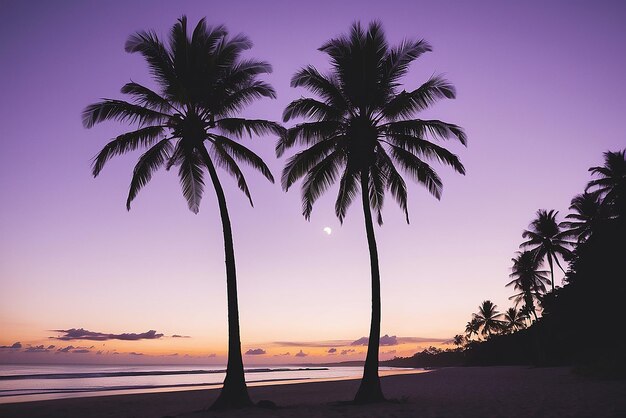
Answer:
353, 375, 385, 404
210, 378, 253, 410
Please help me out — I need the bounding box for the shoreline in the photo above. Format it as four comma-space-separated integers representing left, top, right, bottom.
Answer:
1, 366, 624, 417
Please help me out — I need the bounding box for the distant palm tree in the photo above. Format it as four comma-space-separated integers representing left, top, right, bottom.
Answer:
465, 318, 481, 341
278, 22, 466, 403
452, 334, 466, 347
521, 209, 572, 291
82, 17, 282, 409
503, 307, 527, 333
561, 192, 604, 243
473, 300, 504, 337
507, 251, 550, 320
586, 149, 626, 216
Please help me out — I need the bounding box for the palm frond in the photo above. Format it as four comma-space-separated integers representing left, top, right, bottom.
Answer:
381, 76, 455, 119
126, 138, 173, 209
335, 169, 359, 223
177, 146, 205, 213
388, 144, 442, 199
91, 126, 165, 176
82, 100, 169, 129
216, 118, 284, 138
301, 150, 345, 219
209, 135, 274, 183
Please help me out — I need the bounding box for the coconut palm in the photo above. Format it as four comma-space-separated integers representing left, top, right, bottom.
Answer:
278, 22, 466, 403
82, 17, 282, 409
473, 300, 504, 337
521, 209, 572, 291
561, 192, 604, 243
503, 307, 527, 333
586, 149, 626, 217
465, 318, 481, 341
507, 251, 550, 320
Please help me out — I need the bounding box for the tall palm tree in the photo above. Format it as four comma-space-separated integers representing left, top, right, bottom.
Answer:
278, 22, 466, 403
82, 17, 282, 409
473, 300, 504, 337
506, 251, 550, 320
521, 209, 572, 291
586, 149, 626, 217
503, 307, 527, 333
561, 192, 604, 243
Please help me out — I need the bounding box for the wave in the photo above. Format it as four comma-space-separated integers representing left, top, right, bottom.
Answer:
0, 367, 328, 381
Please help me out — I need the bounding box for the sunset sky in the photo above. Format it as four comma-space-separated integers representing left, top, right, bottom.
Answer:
1, 0, 625, 365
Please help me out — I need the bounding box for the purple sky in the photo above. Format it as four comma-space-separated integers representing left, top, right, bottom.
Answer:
1, 0, 625, 363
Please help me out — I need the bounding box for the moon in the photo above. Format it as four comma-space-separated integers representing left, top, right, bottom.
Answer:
323, 227, 332, 235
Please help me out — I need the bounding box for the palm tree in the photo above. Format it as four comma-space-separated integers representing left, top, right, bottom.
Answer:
521, 209, 572, 291
506, 251, 550, 320
452, 334, 466, 348
503, 307, 527, 333
465, 318, 481, 341
586, 149, 626, 217
473, 300, 504, 337
82, 17, 282, 409
561, 192, 604, 243
277, 22, 466, 403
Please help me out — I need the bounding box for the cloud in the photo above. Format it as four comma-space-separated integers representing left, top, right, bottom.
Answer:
96, 350, 103, 355
24, 345, 52, 353
47, 345, 55, 349
129, 352, 144, 356
57, 345, 74, 353
273, 340, 348, 348
0, 342, 22, 349
327, 348, 337, 353
171, 335, 191, 338
340, 349, 356, 355
72, 349, 90, 354
245, 348, 266, 355
351, 334, 398, 346
52, 328, 163, 341
273, 352, 291, 357
295, 350, 308, 357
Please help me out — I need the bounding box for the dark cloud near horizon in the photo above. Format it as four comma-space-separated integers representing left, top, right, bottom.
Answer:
0, 342, 22, 349
327, 348, 337, 353
295, 350, 308, 357
73, 349, 90, 354
340, 349, 356, 355
245, 348, 266, 355
351, 334, 398, 346
24, 345, 52, 353
52, 328, 164, 341
171, 334, 191, 338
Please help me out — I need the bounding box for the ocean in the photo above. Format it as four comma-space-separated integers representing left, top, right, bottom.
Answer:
0, 364, 415, 404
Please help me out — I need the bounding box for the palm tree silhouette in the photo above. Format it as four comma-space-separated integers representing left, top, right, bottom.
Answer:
82, 17, 282, 409
561, 192, 604, 243
586, 149, 626, 216
521, 209, 572, 291
473, 300, 504, 337
507, 251, 550, 320
503, 307, 527, 333
465, 318, 481, 341
277, 22, 466, 403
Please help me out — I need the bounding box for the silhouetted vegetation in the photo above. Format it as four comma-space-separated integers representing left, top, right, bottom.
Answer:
386, 150, 626, 377
277, 21, 466, 403
83, 17, 282, 409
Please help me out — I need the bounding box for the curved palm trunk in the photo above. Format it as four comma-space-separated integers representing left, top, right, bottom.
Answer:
199, 148, 252, 410
354, 171, 385, 404
547, 252, 555, 292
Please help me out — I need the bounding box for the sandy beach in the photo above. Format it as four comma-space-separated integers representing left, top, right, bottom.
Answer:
1, 366, 625, 418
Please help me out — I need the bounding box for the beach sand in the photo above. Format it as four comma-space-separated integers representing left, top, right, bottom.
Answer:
1, 366, 625, 418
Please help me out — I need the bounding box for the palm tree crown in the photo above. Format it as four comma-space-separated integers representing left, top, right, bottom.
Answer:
507, 251, 550, 320
503, 307, 527, 333
278, 21, 466, 224
521, 209, 572, 290
586, 149, 626, 216
561, 192, 604, 243
473, 300, 504, 337
83, 17, 282, 212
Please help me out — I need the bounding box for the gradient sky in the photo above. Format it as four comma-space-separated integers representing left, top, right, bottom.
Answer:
1, 0, 625, 365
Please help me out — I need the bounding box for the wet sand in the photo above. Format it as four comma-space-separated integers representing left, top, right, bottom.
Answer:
1, 366, 625, 418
